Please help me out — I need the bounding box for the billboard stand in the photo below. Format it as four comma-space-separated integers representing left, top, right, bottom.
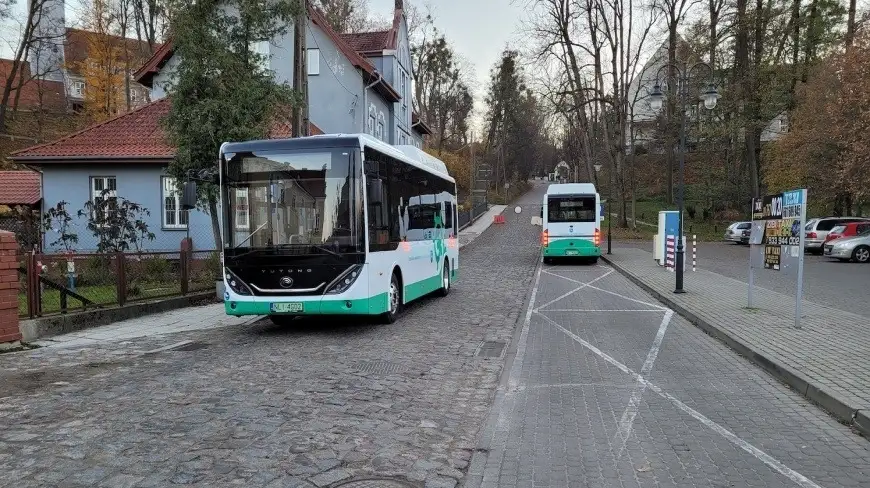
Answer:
749, 189, 807, 329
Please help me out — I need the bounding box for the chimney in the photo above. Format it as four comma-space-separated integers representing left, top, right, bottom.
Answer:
395, 0, 403, 10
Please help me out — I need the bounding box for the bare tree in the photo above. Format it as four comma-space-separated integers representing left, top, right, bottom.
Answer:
0, 0, 65, 133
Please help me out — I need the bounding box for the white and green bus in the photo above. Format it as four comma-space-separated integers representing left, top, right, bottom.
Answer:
210, 134, 458, 324
541, 183, 601, 264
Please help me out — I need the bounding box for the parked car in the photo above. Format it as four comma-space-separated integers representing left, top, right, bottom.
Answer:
805, 217, 870, 254
824, 221, 870, 244
724, 222, 751, 244
823, 228, 870, 262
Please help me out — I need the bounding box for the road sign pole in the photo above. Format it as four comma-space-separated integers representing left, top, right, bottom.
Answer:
795, 189, 807, 329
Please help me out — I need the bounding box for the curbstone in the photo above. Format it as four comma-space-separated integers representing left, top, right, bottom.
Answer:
603, 254, 862, 432
854, 410, 870, 438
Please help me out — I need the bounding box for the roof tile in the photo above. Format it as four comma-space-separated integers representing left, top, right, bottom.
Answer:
339, 31, 390, 53
0, 171, 41, 205
12, 99, 175, 160
11, 98, 325, 161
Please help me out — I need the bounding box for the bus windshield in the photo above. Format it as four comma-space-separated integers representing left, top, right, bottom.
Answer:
548, 195, 597, 223
223, 148, 362, 254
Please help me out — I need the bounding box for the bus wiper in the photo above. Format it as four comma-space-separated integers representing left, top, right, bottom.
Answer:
235, 222, 269, 248
311, 244, 340, 257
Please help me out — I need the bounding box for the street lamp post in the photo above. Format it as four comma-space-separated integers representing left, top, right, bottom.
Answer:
648, 62, 720, 294
593, 163, 612, 255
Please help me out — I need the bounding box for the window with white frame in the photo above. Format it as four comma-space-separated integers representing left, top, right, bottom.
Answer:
368, 105, 376, 135
90, 176, 117, 222
779, 117, 789, 133
307, 48, 320, 75
235, 188, 250, 231
72, 81, 84, 97
162, 177, 189, 229
377, 113, 385, 140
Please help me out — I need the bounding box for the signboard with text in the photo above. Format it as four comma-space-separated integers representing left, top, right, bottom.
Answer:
748, 189, 808, 328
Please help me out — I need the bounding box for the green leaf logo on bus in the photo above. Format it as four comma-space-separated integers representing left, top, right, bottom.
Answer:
431, 214, 448, 270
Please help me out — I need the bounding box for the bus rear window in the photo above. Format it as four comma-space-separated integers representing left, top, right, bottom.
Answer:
548, 195, 596, 223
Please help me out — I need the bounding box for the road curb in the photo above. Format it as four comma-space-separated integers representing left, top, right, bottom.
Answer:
602, 255, 869, 439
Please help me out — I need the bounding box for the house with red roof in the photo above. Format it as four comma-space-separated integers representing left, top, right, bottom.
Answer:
10, 0, 432, 253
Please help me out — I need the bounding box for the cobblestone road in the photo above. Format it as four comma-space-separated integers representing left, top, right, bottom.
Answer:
466, 258, 870, 487
0, 187, 545, 488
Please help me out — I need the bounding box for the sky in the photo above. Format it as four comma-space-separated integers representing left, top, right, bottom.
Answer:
369, 0, 526, 128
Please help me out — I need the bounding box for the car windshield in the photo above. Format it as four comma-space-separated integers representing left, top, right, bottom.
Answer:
222, 148, 363, 254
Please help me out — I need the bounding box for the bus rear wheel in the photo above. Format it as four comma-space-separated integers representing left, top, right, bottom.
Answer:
381, 273, 402, 324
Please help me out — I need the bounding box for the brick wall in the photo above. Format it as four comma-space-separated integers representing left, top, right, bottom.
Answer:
0, 231, 21, 344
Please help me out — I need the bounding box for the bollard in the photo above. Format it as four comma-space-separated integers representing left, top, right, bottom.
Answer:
692, 235, 697, 272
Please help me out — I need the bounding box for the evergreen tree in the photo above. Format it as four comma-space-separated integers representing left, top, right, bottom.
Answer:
162, 0, 302, 248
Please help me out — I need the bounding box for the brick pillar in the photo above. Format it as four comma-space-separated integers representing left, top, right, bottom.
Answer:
0, 231, 22, 344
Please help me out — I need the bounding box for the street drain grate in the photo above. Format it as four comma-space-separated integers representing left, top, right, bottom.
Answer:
334, 478, 417, 488
353, 360, 409, 375
476, 341, 506, 358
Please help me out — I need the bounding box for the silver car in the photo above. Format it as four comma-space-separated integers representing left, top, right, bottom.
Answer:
724, 222, 751, 244
805, 217, 870, 254
823, 229, 870, 262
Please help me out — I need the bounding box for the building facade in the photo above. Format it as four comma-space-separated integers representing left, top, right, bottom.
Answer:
13, 0, 431, 253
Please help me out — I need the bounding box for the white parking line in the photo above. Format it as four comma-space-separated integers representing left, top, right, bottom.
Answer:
535, 268, 613, 311
612, 309, 673, 460
540, 309, 665, 313
543, 267, 667, 311
539, 312, 823, 488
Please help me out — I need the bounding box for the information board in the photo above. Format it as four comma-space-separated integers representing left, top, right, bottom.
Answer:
748, 189, 808, 328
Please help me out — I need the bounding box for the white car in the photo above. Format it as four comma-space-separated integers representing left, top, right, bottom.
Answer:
724, 222, 751, 244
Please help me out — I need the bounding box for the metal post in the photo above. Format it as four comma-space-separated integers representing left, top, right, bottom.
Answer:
795, 189, 808, 328
748, 225, 755, 307
674, 66, 688, 294
469, 131, 475, 222
692, 234, 696, 271
607, 165, 612, 255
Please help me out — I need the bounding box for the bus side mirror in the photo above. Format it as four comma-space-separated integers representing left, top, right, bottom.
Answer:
181, 181, 198, 210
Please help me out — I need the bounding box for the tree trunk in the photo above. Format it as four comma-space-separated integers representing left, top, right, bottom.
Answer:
845, 0, 857, 47
788, 0, 801, 108
802, 0, 819, 83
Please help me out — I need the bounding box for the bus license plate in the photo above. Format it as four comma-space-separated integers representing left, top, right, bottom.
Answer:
565, 249, 579, 256
271, 302, 303, 313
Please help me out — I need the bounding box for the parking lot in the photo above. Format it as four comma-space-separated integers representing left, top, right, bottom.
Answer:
618, 240, 870, 318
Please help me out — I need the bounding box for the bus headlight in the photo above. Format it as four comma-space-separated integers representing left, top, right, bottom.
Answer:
225, 268, 253, 296
326, 265, 363, 295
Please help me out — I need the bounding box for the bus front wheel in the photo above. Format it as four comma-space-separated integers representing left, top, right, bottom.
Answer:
381, 272, 402, 324
438, 260, 451, 297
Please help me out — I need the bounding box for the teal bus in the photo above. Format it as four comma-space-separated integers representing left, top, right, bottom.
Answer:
541, 183, 601, 264
205, 134, 458, 324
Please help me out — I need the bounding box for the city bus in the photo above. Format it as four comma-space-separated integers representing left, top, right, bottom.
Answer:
205, 134, 458, 324
541, 183, 601, 264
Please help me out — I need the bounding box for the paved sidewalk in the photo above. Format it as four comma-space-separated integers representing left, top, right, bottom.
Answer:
604, 248, 870, 437
28, 210, 503, 350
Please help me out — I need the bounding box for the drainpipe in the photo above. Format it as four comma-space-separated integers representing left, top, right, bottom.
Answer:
362, 71, 382, 134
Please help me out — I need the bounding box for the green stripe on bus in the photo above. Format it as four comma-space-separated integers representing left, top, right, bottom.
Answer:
225, 293, 390, 317
543, 239, 601, 257
404, 273, 444, 302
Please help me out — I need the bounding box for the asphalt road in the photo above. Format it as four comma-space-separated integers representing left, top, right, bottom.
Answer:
617, 240, 870, 318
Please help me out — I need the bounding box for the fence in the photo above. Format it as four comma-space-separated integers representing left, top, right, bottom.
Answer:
18, 240, 221, 319
0, 215, 40, 252
458, 202, 489, 230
